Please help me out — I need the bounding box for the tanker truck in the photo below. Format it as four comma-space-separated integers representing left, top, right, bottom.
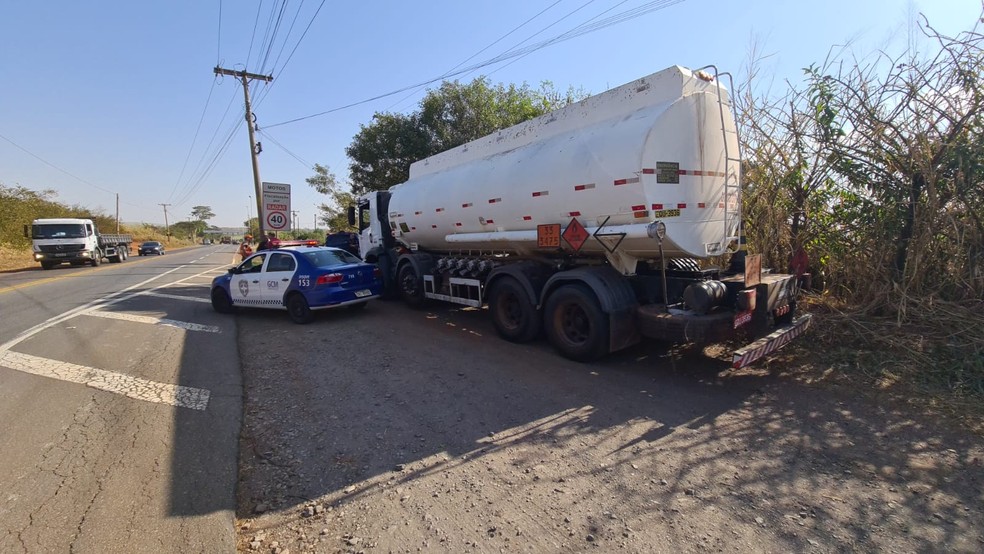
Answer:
349, 65, 812, 367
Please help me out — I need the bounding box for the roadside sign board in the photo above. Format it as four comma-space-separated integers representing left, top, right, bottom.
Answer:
261, 182, 291, 232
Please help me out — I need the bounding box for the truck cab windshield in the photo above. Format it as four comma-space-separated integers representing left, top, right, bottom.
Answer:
33, 224, 87, 239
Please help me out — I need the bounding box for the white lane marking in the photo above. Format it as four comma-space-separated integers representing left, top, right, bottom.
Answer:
0, 350, 210, 410
139, 291, 211, 304
85, 310, 221, 333
0, 264, 227, 410
0, 265, 188, 353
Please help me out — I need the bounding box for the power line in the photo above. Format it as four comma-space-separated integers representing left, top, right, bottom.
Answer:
0, 131, 142, 208
485, 0, 634, 79
257, 128, 311, 169
253, 0, 327, 109
167, 78, 218, 204
385, 0, 565, 112
265, 0, 688, 129
217, 0, 222, 64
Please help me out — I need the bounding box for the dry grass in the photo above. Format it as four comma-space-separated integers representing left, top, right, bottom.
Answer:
0, 237, 201, 273
0, 245, 37, 272
788, 293, 984, 430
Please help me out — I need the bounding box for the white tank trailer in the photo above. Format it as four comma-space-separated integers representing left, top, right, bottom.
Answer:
352, 65, 812, 366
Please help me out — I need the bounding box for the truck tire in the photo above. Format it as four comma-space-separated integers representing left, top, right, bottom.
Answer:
90, 250, 101, 267
488, 277, 540, 342
286, 293, 315, 324
109, 251, 122, 263
397, 263, 428, 308
544, 284, 609, 362
40, 261, 54, 270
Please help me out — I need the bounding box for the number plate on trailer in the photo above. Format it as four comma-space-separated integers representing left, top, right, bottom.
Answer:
354, 289, 372, 298
733, 310, 753, 329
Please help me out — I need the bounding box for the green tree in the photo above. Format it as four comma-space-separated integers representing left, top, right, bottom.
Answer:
306, 164, 356, 232
190, 205, 215, 238
346, 77, 587, 194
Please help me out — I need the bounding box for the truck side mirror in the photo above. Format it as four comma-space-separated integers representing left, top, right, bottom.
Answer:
347, 206, 356, 226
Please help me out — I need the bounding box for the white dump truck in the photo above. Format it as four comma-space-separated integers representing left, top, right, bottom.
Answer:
350, 65, 811, 367
27, 218, 132, 269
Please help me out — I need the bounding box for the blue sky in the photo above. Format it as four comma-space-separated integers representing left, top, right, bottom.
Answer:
1, 0, 980, 228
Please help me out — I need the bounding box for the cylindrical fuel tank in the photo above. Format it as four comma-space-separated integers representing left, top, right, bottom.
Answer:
386, 66, 741, 260
683, 280, 728, 314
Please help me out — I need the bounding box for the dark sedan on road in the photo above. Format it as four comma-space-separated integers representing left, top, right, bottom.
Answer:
138, 241, 165, 256
210, 244, 382, 323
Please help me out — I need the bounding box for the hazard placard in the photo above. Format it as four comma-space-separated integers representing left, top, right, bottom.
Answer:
537, 224, 561, 248
562, 218, 590, 252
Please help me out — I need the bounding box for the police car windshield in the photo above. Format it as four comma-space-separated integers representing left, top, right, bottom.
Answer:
302, 249, 361, 268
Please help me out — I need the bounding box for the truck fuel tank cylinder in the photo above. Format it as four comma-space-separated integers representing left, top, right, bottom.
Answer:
683, 280, 727, 314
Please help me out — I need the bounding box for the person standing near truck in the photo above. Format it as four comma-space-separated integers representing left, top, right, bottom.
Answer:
237, 235, 253, 262
257, 232, 278, 251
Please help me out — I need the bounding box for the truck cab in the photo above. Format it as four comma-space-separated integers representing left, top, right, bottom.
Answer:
28, 218, 131, 269
350, 191, 394, 262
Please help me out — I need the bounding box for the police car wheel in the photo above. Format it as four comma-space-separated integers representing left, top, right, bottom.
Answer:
211, 288, 234, 314
287, 293, 315, 324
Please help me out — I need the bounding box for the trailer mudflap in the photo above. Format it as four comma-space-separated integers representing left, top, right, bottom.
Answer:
731, 314, 812, 369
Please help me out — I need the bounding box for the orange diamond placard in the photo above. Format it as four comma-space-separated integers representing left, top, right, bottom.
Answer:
562, 217, 590, 252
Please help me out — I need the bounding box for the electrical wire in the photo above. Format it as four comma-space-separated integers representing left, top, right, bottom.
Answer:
217, 0, 223, 64
485, 0, 634, 79
385, 0, 565, 112
0, 131, 144, 208
257, 128, 311, 169
253, 0, 326, 109
265, 0, 689, 129
167, 78, 218, 204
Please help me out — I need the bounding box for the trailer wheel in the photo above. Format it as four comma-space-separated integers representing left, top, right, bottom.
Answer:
544, 284, 609, 362
489, 277, 540, 342
397, 263, 427, 308
90, 250, 101, 267
286, 293, 315, 324
211, 287, 234, 314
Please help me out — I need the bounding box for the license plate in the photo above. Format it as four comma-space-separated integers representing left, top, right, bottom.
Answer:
733, 310, 753, 329
54, 253, 67, 257
354, 289, 372, 298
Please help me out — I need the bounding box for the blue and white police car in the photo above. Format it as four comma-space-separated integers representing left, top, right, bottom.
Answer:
210, 242, 382, 323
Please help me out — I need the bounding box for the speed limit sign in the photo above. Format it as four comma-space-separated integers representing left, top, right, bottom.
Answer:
266, 211, 288, 230
262, 182, 292, 231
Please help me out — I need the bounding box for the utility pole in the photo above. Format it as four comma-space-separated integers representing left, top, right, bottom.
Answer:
116, 193, 120, 233
214, 66, 273, 236
291, 210, 299, 235
159, 203, 171, 242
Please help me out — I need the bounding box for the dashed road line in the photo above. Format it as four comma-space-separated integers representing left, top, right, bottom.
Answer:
0, 350, 210, 410
85, 310, 221, 333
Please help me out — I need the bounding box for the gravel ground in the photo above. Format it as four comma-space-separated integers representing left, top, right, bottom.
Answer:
233, 300, 983, 553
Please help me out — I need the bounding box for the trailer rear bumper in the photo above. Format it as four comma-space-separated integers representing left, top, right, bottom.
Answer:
731, 314, 812, 369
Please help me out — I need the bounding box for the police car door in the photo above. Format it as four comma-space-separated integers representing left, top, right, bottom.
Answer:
230, 253, 267, 307
262, 252, 297, 307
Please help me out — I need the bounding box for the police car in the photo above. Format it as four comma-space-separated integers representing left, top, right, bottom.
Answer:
210, 241, 382, 323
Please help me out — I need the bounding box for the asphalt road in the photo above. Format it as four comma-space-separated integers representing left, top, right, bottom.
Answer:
234, 282, 984, 552
0, 246, 242, 553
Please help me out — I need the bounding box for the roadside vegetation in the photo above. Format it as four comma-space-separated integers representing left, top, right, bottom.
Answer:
736, 11, 984, 419
2, 11, 981, 421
